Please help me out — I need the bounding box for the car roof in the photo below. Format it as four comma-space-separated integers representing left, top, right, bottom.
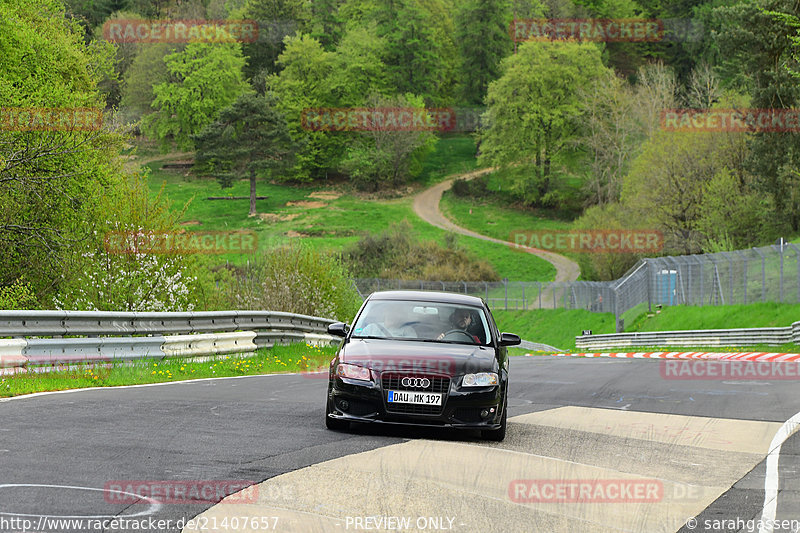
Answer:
367, 290, 486, 306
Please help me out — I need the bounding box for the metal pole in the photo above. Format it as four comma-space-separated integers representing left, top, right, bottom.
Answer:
538, 282, 542, 309
522, 283, 526, 310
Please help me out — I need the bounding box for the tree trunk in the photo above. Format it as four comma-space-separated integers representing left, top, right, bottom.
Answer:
249, 170, 257, 217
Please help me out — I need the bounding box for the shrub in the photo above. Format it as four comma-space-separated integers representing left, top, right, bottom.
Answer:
342, 221, 499, 281
0, 279, 38, 310
220, 244, 361, 321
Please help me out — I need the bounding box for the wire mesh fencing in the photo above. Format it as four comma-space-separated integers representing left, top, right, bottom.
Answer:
353, 242, 800, 332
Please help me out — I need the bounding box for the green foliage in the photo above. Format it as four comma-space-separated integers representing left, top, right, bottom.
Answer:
193, 92, 298, 215
120, 42, 175, 123
339, 93, 438, 190
143, 42, 249, 151
479, 40, 609, 206
241, 0, 311, 77
342, 221, 500, 281
455, 0, 513, 105
268, 33, 342, 181
376, 0, 454, 104
572, 203, 641, 281
53, 173, 205, 311
0, 279, 38, 310
220, 243, 361, 320
713, 0, 800, 231
0, 0, 125, 298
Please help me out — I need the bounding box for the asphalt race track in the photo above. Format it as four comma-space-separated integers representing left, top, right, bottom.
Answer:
1, 356, 799, 533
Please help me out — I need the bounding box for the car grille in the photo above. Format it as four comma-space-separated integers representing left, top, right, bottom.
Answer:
381, 373, 449, 415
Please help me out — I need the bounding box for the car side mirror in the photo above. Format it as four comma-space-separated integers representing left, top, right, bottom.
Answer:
327, 322, 349, 337
499, 332, 521, 346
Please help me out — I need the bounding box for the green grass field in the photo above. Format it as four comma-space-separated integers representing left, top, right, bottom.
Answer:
494, 301, 800, 351
139, 137, 556, 281
0, 343, 336, 398
440, 190, 573, 244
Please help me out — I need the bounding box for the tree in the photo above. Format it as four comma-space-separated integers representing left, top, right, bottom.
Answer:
0, 0, 124, 298
143, 42, 249, 151
339, 93, 438, 190
455, 0, 513, 106
193, 92, 297, 216
713, 0, 800, 231
577, 70, 639, 205
119, 42, 175, 123
241, 0, 310, 77
376, 0, 454, 104
479, 40, 608, 206
621, 123, 751, 255
268, 33, 342, 181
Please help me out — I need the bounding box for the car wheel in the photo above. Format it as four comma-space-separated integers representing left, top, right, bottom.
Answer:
481, 400, 507, 441
325, 400, 349, 431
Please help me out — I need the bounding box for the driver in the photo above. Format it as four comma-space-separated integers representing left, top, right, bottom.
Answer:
361, 304, 416, 338
437, 308, 480, 343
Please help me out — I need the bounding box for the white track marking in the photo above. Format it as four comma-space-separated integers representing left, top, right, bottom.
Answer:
0, 483, 160, 518
759, 410, 800, 533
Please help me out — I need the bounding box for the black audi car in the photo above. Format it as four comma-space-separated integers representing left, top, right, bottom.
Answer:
324, 290, 520, 441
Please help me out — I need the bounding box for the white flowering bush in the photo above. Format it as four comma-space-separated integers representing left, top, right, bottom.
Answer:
222, 244, 361, 320
53, 226, 197, 312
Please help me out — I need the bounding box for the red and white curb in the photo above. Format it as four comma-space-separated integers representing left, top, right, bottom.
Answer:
528, 351, 800, 362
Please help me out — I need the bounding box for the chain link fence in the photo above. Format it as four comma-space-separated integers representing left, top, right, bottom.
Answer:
353, 242, 800, 332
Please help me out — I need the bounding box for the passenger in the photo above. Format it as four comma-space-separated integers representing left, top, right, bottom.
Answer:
361, 304, 416, 338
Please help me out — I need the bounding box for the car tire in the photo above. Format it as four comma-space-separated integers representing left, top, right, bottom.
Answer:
481, 400, 507, 441
325, 401, 349, 431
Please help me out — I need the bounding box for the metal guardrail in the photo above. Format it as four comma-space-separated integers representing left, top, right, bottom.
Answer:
0, 310, 339, 371
0, 310, 335, 337
575, 322, 800, 350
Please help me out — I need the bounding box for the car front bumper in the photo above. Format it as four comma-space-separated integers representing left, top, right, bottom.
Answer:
327, 374, 506, 429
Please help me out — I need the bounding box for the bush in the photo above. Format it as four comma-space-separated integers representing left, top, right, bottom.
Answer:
219, 244, 361, 321
342, 221, 499, 281
0, 279, 38, 310
451, 176, 489, 198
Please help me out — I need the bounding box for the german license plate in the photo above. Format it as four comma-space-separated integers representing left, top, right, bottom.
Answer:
387, 390, 442, 406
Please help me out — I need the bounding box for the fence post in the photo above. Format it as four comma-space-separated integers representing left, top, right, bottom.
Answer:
538, 282, 542, 309
753, 247, 765, 302
503, 278, 508, 310
522, 283, 526, 310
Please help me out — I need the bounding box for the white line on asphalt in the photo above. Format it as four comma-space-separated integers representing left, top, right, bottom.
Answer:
0, 483, 160, 518
0, 372, 295, 403
759, 410, 800, 533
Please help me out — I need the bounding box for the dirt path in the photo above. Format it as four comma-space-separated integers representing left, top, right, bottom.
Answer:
412, 169, 580, 283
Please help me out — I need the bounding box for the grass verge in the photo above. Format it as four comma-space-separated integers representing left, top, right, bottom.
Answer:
0, 343, 336, 398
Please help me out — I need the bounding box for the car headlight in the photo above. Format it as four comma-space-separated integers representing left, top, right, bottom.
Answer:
462, 372, 499, 387
337, 363, 373, 382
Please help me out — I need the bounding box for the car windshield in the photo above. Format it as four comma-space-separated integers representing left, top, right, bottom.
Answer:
350, 300, 492, 346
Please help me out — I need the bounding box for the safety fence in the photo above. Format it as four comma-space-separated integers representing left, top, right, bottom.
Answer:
354, 242, 800, 332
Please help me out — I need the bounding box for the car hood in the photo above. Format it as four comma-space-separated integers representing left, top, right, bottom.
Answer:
339, 338, 498, 377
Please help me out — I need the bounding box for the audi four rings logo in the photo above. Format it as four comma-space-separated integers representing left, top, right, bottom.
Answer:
401, 377, 430, 388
